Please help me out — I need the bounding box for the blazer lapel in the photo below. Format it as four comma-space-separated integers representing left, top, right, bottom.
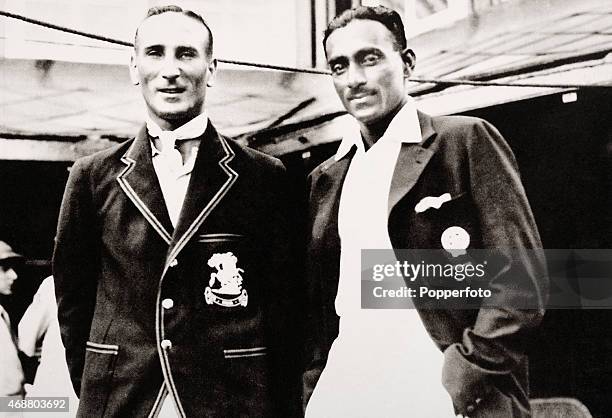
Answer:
167, 123, 238, 264
388, 111, 438, 216
117, 126, 174, 244
315, 149, 355, 260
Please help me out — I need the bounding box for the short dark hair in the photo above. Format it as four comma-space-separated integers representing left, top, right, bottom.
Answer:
323, 5, 407, 52
134, 5, 214, 58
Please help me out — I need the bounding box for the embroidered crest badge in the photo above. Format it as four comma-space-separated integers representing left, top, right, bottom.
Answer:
204, 252, 248, 307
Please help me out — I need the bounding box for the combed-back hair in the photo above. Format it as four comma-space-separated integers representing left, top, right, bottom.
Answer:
323, 5, 407, 52
134, 5, 214, 58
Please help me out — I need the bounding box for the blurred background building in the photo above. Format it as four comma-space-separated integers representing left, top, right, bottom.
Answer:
1, 0, 611, 415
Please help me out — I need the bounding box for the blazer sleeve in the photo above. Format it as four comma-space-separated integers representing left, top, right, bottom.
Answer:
301, 170, 319, 408
302, 166, 337, 413
441, 120, 548, 414
52, 157, 99, 397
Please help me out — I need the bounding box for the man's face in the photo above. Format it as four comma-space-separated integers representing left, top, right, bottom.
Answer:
0, 265, 18, 295
130, 12, 216, 128
325, 20, 409, 125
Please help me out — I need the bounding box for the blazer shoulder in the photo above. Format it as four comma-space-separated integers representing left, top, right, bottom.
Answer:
72, 139, 133, 171
430, 114, 493, 134
66, 139, 134, 190
429, 115, 506, 150
225, 137, 286, 173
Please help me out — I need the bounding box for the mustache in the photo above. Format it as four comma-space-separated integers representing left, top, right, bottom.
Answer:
346, 88, 374, 99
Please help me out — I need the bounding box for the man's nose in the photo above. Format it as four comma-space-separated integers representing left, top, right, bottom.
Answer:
346, 64, 366, 88
6, 268, 17, 281
160, 58, 181, 79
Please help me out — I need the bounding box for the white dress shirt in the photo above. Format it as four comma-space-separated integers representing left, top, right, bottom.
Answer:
147, 113, 207, 227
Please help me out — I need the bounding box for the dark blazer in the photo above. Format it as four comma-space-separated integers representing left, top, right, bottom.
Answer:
53, 123, 301, 417
303, 112, 548, 417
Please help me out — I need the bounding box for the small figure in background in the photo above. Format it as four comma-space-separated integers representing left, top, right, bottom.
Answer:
19, 276, 78, 417
0, 240, 25, 398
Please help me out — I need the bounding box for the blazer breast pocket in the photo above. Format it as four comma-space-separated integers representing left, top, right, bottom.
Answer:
189, 233, 261, 315
413, 191, 481, 249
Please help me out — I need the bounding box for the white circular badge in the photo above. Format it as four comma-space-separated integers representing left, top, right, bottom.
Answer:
441, 226, 470, 257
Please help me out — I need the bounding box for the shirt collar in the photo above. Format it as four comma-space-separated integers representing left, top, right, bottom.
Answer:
334, 96, 422, 161
148, 112, 208, 156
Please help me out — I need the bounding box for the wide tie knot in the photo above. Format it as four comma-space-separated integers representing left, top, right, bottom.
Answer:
157, 131, 180, 154
151, 130, 184, 173
146, 114, 208, 171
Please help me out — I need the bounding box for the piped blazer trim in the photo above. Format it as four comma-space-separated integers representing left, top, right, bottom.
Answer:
147, 384, 168, 418
117, 140, 173, 244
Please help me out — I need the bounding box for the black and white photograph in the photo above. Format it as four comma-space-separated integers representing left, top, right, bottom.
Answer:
0, 0, 610, 417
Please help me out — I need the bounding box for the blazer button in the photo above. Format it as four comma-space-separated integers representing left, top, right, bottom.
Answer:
169, 259, 178, 267
162, 298, 174, 309
161, 339, 172, 350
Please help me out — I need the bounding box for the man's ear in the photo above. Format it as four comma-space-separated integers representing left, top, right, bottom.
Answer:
129, 53, 139, 86
401, 48, 416, 77
206, 58, 218, 87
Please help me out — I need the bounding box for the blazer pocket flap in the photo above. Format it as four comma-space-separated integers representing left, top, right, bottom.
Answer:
224, 346, 267, 359
197, 233, 246, 243
86, 341, 119, 355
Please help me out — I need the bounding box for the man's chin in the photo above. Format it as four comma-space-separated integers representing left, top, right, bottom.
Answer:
160, 112, 189, 121
154, 107, 199, 123
156, 106, 188, 118
350, 109, 383, 125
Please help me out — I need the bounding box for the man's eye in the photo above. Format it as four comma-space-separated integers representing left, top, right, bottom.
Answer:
179, 51, 197, 59
362, 54, 381, 65
331, 64, 346, 75
146, 50, 162, 57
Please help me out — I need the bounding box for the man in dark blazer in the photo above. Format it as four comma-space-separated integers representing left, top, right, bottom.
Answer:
303, 6, 547, 418
53, 6, 300, 417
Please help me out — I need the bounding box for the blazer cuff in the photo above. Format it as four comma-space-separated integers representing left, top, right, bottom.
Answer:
442, 343, 494, 415
302, 366, 324, 412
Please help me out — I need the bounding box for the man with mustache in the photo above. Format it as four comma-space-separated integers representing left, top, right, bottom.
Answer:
303, 5, 547, 417
54, 5, 300, 417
